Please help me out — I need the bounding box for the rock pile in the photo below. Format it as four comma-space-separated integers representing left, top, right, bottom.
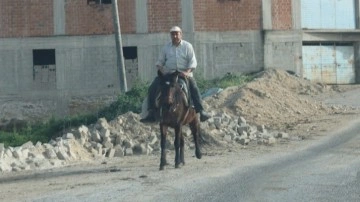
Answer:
0, 111, 289, 172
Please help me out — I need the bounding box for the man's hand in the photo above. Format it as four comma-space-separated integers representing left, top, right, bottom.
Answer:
157, 65, 164, 74
180, 68, 192, 77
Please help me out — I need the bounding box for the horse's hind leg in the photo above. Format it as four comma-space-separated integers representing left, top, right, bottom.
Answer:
159, 124, 168, 171
174, 126, 182, 168
180, 131, 185, 165
190, 120, 202, 159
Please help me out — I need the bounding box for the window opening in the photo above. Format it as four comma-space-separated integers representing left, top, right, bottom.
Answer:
123, 46, 137, 60
87, 0, 112, 5
32, 49, 56, 89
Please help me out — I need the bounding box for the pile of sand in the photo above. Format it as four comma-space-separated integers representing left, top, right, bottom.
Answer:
204, 69, 351, 132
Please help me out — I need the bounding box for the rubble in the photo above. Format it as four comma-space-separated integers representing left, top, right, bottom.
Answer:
0, 111, 290, 172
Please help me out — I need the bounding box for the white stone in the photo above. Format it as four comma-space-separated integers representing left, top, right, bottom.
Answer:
114, 145, 124, 157
0, 161, 11, 172
106, 148, 116, 158
21, 141, 34, 149
63, 133, 75, 139
92, 131, 102, 142
12, 147, 23, 159
125, 148, 133, 156
100, 128, 111, 138
278, 132, 289, 139
45, 148, 57, 159
57, 148, 70, 161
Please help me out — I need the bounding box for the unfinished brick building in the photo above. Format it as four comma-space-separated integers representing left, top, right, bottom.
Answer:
0, 0, 359, 120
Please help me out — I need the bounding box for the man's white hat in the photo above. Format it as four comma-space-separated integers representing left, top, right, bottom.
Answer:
170, 26, 182, 32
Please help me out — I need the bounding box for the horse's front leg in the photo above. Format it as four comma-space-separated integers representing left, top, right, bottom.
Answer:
160, 123, 168, 170
174, 126, 182, 168
180, 128, 185, 165
190, 121, 202, 159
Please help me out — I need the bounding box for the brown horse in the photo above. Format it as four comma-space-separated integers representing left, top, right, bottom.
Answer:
157, 70, 202, 170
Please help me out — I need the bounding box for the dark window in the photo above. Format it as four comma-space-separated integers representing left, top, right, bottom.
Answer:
87, 0, 112, 5
33, 49, 55, 65
123, 46, 137, 60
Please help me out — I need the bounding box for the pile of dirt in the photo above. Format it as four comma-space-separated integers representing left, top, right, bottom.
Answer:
204, 69, 357, 135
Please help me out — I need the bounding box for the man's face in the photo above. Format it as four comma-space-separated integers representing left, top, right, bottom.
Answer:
170, 31, 182, 45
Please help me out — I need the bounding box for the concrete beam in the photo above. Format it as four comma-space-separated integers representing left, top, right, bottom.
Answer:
136, 0, 148, 33
262, 0, 272, 30
181, 0, 194, 33
302, 32, 360, 42
291, 0, 301, 29
53, 0, 65, 35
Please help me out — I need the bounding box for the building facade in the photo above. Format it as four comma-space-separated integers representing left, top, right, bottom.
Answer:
0, 0, 359, 121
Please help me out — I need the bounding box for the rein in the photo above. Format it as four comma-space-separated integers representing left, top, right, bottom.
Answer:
161, 76, 190, 122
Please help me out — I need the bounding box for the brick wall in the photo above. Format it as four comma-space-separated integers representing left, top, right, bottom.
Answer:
194, 0, 261, 31
66, 0, 136, 35
271, 0, 292, 30
0, 0, 136, 38
0, 0, 53, 38
147, 0, 182, 33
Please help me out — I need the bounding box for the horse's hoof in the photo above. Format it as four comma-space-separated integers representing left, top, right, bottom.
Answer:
196, 152, 202, 159
175, 164, 180, 169
159, 166, 164, 171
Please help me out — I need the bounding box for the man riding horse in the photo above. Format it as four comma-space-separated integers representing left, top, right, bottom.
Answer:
140, 26, 211, 123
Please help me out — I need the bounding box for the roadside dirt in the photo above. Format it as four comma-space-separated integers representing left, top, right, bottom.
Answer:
1, 69, 360, 202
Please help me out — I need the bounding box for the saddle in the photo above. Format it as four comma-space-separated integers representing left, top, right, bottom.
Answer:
155, 76, 192, 108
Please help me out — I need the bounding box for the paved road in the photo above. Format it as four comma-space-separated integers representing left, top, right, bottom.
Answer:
154, 87, 360, 202
157, 119, 360, 202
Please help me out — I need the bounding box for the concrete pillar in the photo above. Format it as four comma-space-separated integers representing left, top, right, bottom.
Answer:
53, 0, 65, 35
291, 0, 301, 30
355, 0, 360, 83
181, 0, 194, 33
262, 0, 272, 30
136, 0, 148, 33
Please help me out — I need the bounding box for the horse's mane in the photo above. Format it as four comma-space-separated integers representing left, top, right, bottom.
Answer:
159, 71, 190, 123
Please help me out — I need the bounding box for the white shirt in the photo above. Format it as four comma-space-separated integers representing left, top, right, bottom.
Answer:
156, 40, 197, 77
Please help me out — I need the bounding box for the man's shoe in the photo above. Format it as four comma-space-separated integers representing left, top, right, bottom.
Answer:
199, 111, 211, 122
140, 110, 156, 123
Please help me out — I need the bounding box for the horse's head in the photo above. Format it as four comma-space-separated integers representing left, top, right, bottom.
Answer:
158, 71, 181, 107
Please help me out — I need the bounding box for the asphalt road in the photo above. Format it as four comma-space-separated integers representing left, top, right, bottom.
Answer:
155, 119, 360, 202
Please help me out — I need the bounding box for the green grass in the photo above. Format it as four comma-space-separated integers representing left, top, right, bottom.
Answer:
0, 72, 254, 147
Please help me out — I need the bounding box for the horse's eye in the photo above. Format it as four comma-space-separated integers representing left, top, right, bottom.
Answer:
165, 81, 170, 85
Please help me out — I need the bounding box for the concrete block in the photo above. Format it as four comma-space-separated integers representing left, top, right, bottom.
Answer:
0, 161, 11, 172
5, 148, 13, 158
100, 128, 110, 138
237, 125, 250, 134
106, 148, 115, 158
0, 150, 4, 159
63, 133, 75, 139
57, 148, 70, 160
0, 143, 4, 152
13, 147, 23, 159
113, 145, 124, 157
92, 131, 102, 142
278, 132, 289, 139
21, 141, 34, 149
102, 141, 113, 149
224, 134, 232, 142
132, 144, 147, 155
45, 148, 57, 159
125, 148, 133, 156
238, 116, 247, 125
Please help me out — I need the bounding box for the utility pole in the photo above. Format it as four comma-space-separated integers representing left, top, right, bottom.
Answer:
111, 0, 127, 92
